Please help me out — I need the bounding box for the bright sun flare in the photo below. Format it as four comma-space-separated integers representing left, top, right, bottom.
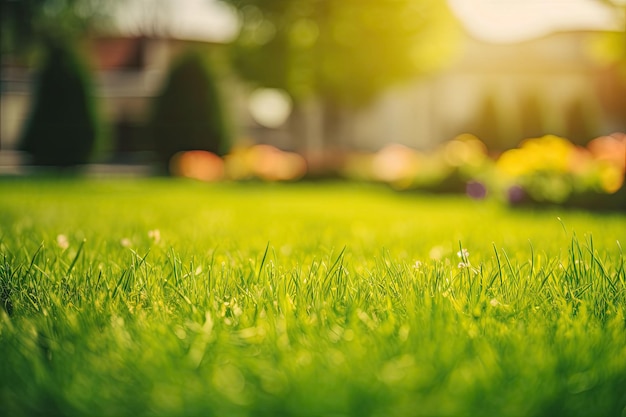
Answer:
447, 0, 620, 44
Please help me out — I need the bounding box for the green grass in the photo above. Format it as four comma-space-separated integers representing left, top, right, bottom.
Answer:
1, 179, 625, 417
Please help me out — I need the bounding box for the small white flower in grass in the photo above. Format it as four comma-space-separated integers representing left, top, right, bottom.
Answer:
56, 234, 69, 250
148, 229, 161, 244
413, 260, 423, 270
490, 298, 510, 309
458, 261, 469, 269
120, 238, 132, 248
457, 248, 469, 259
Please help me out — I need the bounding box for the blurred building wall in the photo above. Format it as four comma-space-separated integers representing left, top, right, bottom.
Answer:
1, 29, 623, 157
344, 30, 620, 152
0, 36, 234, 157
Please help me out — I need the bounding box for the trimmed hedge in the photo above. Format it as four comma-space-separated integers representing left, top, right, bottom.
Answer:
20, 39, 98, 168
148, 50, 231, 172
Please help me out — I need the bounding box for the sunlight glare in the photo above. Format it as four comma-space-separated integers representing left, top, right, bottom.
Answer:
447, 0, 620, 44
248, 88, 293, 129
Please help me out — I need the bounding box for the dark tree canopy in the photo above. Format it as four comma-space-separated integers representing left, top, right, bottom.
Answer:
0, 0, 115, 53
223, 0, 460, 107
20, 38, 99, 167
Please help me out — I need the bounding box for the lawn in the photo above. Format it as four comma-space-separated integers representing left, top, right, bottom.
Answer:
1, 179, 625, 417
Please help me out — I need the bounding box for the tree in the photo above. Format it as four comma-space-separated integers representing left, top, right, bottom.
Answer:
222, 0, 460, 147
1, 0, 116, 153
519, 92, 545, 141
1, 0, 115, 53
148, 50, 232, 172
469, 93, 503, 151
565, 98, 600, 145
591, 1, 626, 76
587, 1, 626, 132
20, 38, 99, 167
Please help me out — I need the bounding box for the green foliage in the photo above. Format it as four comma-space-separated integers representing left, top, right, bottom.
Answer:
519, 92, 545, 140
225, 0, 461, 107
469, 93, 502, 150
471, 92, 549, 151
148, 50, 231, 171
0, 180, 625, 416
0, 0, 115, 54
19, 39, 99, 168
565, 97, 600, 146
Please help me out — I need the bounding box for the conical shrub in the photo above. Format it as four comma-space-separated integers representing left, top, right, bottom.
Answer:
565, 97, 599, 146
470, 93, 503, 151
20, 39, 98, 167
519, 92, 545, 140
148, 50, 231, 172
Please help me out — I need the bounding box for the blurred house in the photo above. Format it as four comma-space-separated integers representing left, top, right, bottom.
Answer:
1, 25, 624, 163
0, 35, 242, 160
345, 30, 625, 152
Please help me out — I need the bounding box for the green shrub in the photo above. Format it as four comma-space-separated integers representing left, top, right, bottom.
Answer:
565, 97, 600, 146
20, 39, 99, 168
148, 50, 231, 172
469, 93, 503, 150
519, 92, 545, 140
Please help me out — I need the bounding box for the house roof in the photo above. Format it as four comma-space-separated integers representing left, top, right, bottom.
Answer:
112, 0, 238, 43
92, 37, 147, 70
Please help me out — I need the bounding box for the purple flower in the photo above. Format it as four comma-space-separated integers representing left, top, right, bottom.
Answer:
466, 181, 487, 199
507, 185, 526, 204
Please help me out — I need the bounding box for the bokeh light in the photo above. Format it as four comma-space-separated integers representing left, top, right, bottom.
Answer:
224, 144, 307, 182
169, 150, 224, 181
248, 88, 293, 129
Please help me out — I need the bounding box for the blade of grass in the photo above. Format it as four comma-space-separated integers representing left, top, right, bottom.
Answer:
66, 239, 85, 276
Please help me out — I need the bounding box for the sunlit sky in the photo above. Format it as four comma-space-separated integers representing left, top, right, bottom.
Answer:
448, 0, 620, 43
115, 0, 621, 43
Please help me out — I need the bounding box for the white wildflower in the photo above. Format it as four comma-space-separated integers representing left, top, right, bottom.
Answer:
148, 229, 161, 244
490, 298, 510, 309
56, 234, 69, 250
457, 248, 469, 259
458, 261, 469, 269
413, 260, 423, 270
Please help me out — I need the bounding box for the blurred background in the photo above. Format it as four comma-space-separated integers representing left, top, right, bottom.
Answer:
0, 0, 625, 206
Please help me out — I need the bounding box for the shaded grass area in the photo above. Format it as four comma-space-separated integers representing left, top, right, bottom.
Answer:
1, 179, 625, 416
